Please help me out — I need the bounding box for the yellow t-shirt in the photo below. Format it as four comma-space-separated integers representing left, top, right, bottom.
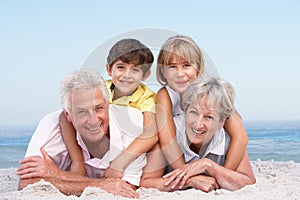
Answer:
106, 80, 156, 113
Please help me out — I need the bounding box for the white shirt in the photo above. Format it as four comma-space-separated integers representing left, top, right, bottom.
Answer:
178, 127, 231, 166
25, 104, 146, 186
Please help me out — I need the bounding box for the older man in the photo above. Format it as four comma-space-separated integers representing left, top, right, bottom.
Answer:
17, 69, 146, 198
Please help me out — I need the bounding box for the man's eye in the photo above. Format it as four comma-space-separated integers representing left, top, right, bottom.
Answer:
77, 110, 85, 115
117, 66, 124, 69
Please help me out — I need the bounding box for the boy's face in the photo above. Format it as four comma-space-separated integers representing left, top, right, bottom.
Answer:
106, 60, 150, 97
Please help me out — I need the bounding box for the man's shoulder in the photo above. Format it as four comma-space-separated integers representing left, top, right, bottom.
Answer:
39, 110, 62, 124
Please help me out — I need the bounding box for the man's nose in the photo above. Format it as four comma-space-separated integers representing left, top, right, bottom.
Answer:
87, 111, 98, 124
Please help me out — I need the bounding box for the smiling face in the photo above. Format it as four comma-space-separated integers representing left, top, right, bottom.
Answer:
106, 60, 150, 99
161, 53, 198, 93
185, 95, 225, 150
64, 87, 109, 143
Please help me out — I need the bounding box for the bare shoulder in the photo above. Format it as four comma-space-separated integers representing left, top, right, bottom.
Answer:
156, 87, 171, 105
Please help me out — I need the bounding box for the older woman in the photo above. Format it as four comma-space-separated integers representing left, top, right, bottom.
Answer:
140, 77, 255, 192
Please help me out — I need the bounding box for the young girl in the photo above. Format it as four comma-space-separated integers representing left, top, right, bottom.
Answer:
155, 35, 248, 171
59, 38, 158, 178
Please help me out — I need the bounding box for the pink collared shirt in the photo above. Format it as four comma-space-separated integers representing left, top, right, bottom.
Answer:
25, 105, 146, 186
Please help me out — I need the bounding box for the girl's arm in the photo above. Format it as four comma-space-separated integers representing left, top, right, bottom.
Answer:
156, 88, 185, 169
105, 111, 158, 178
223, 112, 249, 170
59, 112, 86, 176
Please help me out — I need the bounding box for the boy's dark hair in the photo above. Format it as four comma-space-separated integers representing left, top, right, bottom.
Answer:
107, 39, 154, 74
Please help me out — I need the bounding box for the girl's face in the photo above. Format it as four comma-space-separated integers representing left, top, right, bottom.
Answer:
161, 54, 198, 93
185, 95, 224, 151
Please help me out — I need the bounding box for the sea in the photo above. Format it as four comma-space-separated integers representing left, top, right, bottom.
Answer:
0, 120, 300, 168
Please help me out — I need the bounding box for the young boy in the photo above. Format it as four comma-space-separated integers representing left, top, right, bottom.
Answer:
59, 38, 158, 179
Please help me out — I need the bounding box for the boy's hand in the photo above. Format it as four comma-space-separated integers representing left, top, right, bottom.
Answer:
104, 166, 124, 178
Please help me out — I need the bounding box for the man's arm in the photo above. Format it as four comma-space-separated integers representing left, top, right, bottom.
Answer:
17, 149, 139, 198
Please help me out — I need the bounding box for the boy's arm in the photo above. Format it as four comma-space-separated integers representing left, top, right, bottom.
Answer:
156, 88, 185, 169
105, 111, 158, 178
223, 112, 249, 170
59, 112, 86, 176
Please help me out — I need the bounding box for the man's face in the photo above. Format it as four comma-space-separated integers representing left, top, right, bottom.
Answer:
65, 88, 109, 143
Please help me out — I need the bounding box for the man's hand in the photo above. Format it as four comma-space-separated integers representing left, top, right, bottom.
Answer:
100, 178, 139, 198
17, 148, 59, 179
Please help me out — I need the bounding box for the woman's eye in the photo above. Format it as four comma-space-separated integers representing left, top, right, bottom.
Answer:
189, 110, 198, 115
205, 116, 214, 120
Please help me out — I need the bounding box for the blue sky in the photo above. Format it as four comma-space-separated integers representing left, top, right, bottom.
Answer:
1, 0, 300, 126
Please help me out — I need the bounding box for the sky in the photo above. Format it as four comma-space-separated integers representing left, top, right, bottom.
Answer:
0, 0, 300, 126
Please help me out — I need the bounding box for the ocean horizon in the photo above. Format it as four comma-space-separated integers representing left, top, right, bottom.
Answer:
1, 120, 300, 169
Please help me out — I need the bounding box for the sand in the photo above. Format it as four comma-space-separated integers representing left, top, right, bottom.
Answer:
1, 159, 299, 200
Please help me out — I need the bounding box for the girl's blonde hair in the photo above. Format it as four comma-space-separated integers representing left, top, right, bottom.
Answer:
156, 35, 205, 85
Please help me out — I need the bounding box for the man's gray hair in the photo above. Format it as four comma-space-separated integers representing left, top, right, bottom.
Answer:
60, 69, 109, 112
182, 76, 236, 122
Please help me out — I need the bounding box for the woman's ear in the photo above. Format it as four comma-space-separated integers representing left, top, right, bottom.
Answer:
106, 64, 112, 76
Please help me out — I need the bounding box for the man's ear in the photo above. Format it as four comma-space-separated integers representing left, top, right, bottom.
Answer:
63, 110, 72, 122
106, 64, 112, 76
142, 70, 151, 81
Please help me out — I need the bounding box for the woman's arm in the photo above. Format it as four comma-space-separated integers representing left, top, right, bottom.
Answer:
164, 152, 255, 191
59, 112, 86, 176
223, 112, 249, 170
156, 88, 185, 169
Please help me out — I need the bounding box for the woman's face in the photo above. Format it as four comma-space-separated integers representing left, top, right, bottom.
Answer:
185, 95, 224, 149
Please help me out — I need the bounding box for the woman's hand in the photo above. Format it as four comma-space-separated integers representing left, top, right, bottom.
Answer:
163, 158, 213, 189
186, 174, 219, 192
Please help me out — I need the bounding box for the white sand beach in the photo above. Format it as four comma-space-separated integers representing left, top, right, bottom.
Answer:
1, 159, 299, 200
